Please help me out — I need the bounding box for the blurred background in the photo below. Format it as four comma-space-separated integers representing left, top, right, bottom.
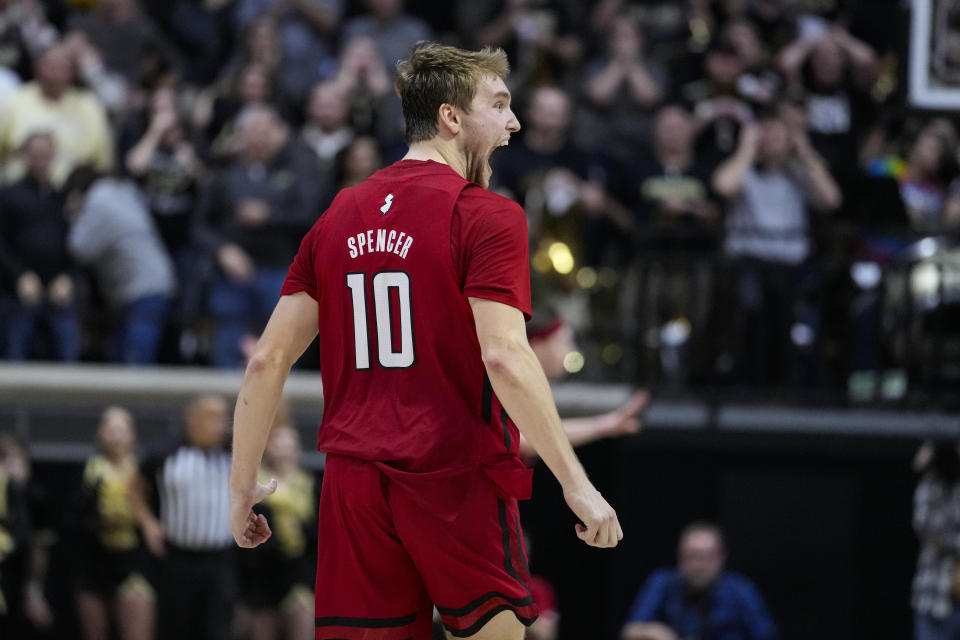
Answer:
0, 0, 959, 638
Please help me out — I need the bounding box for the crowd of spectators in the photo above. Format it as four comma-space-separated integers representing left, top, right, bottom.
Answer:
0, 0, 954, 396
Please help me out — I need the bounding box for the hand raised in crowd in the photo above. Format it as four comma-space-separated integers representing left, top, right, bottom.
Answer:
218, 243, 255, 282
564, 481, 623, 548
47, 273, 74, 307
229, 478, 278, 548
148, 105, 178, 138
236, 197, 270, 227
17, 271, 43, 307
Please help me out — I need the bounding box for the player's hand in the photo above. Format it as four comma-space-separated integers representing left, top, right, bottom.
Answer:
230, 478, 278, 548
563, 481, 622, 548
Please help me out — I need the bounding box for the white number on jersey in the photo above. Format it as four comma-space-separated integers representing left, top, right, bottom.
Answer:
345, 271, 415, 369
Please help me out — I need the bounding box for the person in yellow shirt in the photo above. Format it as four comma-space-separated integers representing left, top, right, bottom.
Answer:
0, 41, 113, 186
75, 406, 154, 640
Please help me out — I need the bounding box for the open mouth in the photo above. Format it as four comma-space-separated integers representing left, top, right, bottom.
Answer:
486, 139, 510, 175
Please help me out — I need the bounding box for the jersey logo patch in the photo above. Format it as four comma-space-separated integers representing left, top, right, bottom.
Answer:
380, 194, 394, 215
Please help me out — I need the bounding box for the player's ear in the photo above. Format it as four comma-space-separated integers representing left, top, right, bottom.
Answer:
437, 103, 461, 135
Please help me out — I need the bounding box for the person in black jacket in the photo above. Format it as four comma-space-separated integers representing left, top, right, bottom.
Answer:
0, 131, 80, 361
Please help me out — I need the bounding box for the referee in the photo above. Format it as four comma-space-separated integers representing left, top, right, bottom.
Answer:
130, 395, 235, 640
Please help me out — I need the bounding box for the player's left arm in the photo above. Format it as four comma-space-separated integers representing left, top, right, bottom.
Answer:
230, 291, 319, 548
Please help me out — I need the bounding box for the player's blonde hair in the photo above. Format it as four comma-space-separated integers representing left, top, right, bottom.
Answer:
395, 42, 510, 144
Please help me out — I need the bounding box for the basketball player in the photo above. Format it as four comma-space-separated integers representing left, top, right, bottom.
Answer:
229, 43, 623, 640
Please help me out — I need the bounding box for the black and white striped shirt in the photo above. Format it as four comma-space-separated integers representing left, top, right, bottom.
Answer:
143, 441, 233, 550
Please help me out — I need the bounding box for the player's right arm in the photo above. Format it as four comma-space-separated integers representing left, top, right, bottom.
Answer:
470, 297, 623, 548
229, 291, 319, 548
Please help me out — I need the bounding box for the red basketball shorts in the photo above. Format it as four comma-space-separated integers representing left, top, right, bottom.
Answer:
314, 454, 539, 639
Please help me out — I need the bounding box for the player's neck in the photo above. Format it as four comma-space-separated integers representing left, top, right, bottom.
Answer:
403, 140, 467, 180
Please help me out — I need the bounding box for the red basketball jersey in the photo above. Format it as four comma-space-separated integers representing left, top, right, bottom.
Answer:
281, 159, 533, 498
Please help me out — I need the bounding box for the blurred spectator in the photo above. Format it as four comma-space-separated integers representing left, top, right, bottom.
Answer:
129, 395, 234, 640
238, 423, 316, 640
67, 0, 184, 87
342, 0, 431, 75
473, 0, 583, 88
194, 104, 321, 367
0, 434, 55, 637
867, 119, 959, 235
0, 435, 30, 637
621, 521, 777, 640
0, 41, 113, 185
580, 13, 666, 159
61, 30, 131, 117
778, 24, 879, 174
712, 113, 841, 385
333, 37, 394, 145
125, 86, 206, 268
149, 0, 232, 84
0, 131, 80, 362
232, 0, 340, 108
912, 439, 960, 640
0, 0, 58, 83
199, 62, 276, 158
689, 41, 754, 170
492, 85, 632, 270
334, 134, 382, 190
300, 79, 354, 200
76, 406, 154, 640
723, 19, 780, 108
627, 104, 720, 384
65, 167, 177, 364
633, 105, 719, 233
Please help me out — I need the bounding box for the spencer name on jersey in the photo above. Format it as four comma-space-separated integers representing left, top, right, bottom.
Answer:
347, 228, 414, 259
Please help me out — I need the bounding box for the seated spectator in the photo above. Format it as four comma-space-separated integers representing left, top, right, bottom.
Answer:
580, 13, 666, 159
621, 522, 777, 640
300, 80, 354, 202
194, 104, 322, 367
0, 42, 113, 185
75, 406, 154, 640
65, 167, 177, 364
712, 112, 841, 385
232, 0, 341, 109
0, 131, 80, 361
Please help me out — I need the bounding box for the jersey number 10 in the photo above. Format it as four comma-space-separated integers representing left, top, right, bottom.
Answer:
346, 271, 415, 369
